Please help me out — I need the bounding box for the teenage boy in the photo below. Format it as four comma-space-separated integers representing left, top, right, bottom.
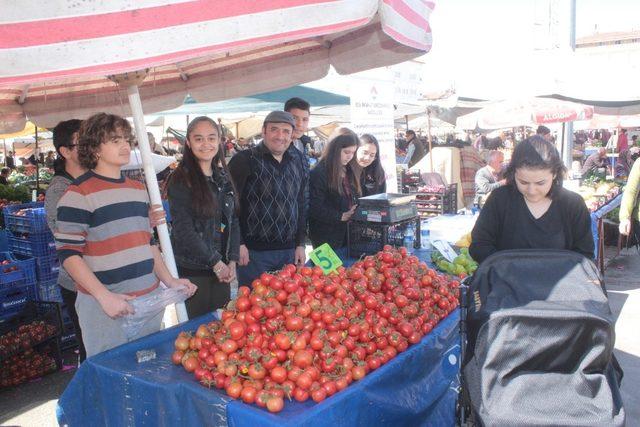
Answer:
55, 113, 196, 357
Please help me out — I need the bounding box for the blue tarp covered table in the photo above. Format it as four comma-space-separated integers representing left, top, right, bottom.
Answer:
57, 310, 460, 427
590, 194, 622, 272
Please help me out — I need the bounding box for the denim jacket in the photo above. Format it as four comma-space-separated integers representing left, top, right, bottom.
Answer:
167, 170, 240, 270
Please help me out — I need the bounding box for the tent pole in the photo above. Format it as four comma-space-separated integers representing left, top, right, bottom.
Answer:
405, 115, 409, 131
125, 83, 188, 324
427, 108, 434, 173
35, 126, 39, 191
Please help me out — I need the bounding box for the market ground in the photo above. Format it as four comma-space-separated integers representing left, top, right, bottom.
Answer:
1, 247, 639, 427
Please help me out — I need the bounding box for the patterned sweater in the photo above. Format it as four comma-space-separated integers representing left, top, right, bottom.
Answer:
55, 171, 157, 294
228, 143, 307, 251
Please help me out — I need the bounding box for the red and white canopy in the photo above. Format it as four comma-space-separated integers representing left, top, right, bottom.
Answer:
456, 97, 594, 131
0, 0, 434, 131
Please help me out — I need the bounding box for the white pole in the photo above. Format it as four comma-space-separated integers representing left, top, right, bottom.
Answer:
126, 84, 188, 324
562, 0, 577, 169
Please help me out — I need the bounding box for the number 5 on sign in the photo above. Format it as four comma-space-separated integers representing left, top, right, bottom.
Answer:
309, 243, 343, 274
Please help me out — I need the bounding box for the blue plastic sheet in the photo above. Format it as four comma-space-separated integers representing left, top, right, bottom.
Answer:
590, 194, 622, 259
57, 310, 460, 427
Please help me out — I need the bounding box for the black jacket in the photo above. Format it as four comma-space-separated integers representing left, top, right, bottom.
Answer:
309, 161, 358, 249
167, 170, 240, 270
361, 169, 386, 196
407, 138, 426, 168
470, 185, 594, 263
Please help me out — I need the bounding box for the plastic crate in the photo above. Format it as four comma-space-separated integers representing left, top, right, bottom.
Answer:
0, 282, 38, 322
347, 217, 421, 258
8, 231, 56, 257
37, 279, 63, 303
35, 255, 60, 282
412, 184, 458, 215
3, 202, 49, 234
0, 252, 36, 285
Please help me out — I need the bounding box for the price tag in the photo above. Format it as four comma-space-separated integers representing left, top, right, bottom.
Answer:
309, 243, 343, 274
432, 240, 457, 263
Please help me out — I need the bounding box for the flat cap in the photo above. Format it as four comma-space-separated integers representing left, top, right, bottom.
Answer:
263, 110, 295, 128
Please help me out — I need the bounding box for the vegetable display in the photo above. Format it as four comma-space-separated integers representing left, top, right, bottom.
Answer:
171, 246, 460, 412
0, 348, 58, 388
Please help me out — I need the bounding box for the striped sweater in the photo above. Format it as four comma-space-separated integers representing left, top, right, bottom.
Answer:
55, 171, 156, 295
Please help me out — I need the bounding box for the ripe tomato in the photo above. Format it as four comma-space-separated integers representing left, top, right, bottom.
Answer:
293, 350, 313, 369
241, 386, 257, 404
311, 386, 327, 403
228, 321, 245, 340
174, 336, 189, 351
171, 350, 184, 365
248, 363, 266, 380
293, 387, 309, 402
226, 382, 243, 399
285, 316, 304, 331
182, 356, 199, 372
274, 333, 291, 350
220, 339, 238, 354
296, 372, 313, 390
266, 396, 284, 413
270, 366, 287, 384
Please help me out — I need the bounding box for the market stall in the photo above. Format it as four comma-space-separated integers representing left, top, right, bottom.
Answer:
56, 310, 459, 426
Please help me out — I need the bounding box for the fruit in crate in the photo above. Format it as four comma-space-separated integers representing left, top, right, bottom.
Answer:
416, 185, 444, 193
432, 248, 477, 277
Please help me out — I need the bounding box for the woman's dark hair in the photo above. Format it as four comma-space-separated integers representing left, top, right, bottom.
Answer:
358, 134, 385, 187
503, 135, 567, 197
52, 119, 82, 175
77, 113, 132, 170
169, 116, 234, 217
321, 132, 361, 196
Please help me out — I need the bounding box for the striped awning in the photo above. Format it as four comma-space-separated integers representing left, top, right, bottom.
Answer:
0, 0, 435, 131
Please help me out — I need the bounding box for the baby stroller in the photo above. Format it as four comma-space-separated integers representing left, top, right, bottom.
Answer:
458, 249, 625, 426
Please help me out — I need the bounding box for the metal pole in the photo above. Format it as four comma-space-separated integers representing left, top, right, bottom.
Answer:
35, 126, 39, 191
405, 115, 409, 131
427, 108, 434, 172
126, 84, 188, 324
562, 0, 577, 169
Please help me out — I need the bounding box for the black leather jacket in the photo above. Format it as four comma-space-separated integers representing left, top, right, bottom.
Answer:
167, 171, 240, 270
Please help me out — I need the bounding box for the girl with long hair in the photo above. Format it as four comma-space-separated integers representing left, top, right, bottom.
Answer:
167, 116, 240, 317
309, 131, 361, 249
356, 134, 386, 196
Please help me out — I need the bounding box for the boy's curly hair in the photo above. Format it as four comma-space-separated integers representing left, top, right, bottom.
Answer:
78, 113, 132, 170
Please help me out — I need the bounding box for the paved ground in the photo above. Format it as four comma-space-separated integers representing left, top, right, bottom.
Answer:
1, 247, 639, 426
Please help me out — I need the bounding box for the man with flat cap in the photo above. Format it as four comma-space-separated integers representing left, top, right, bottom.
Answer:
228, 111, 308, 286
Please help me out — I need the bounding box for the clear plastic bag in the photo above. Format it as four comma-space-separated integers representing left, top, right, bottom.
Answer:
120, 285, 189, 339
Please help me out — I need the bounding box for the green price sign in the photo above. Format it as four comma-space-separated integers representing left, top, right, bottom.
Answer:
309, 243, 343, 274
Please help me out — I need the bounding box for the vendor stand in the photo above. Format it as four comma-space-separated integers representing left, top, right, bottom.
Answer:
57, 311, 459, 427
56, 247, 461, 427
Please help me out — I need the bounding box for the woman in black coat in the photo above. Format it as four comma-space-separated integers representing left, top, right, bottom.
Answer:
309, 132, 361, 249
356, 133, 386, 196
167, 116, 240, 318
470, 135, 594, 264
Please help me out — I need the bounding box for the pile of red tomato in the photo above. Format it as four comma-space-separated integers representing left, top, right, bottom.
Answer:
171, 246, 460, 413
0, 347, 58, 388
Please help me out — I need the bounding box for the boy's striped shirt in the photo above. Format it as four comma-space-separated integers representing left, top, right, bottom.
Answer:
55, 171, 156, 294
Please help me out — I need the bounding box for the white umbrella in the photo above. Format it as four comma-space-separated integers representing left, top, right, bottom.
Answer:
0, 1, 435, 322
